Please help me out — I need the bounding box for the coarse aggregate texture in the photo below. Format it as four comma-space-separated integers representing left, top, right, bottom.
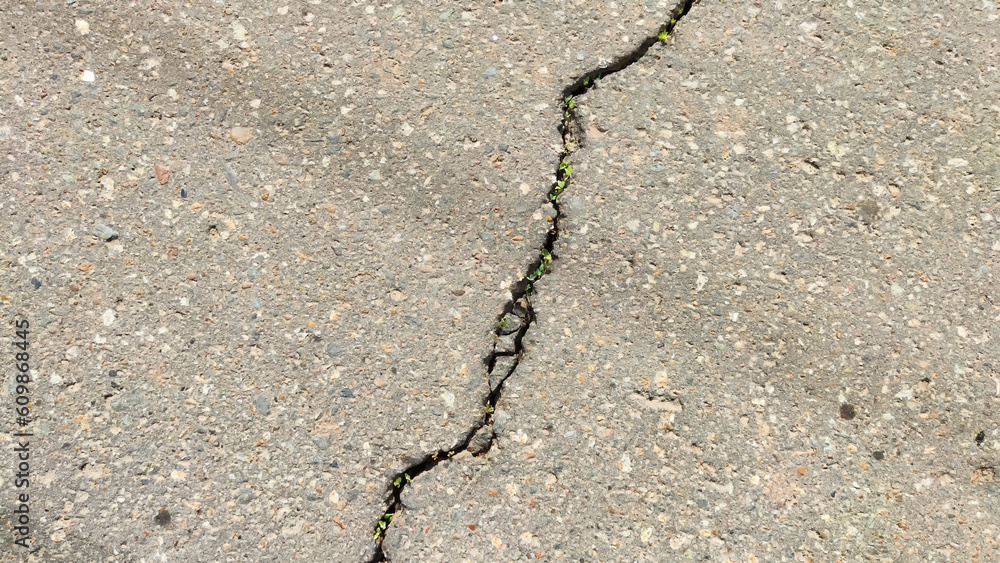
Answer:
0, 0, 697, 560
383, 1, 1000, 562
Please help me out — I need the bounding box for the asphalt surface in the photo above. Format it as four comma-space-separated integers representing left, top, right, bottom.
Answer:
2, 0, 999, 561
386, 1, 1000, 561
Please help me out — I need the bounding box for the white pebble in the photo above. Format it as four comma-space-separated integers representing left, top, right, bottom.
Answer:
232, 22, 248, 41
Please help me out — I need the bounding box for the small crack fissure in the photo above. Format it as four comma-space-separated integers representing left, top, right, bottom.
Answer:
366, 2, 694, 560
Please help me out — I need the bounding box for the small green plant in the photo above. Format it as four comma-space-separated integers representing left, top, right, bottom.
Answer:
499, 316, 508, 328
659, 5, 685, 41
528, 249, 553, 281
373, 512, 393, 541
550, 179, 566, 201
392, 473, 411, 488
528, 265, 543, 281
563, 95, 576, 118
550, 160, 571, 201
483, 404, 495, 414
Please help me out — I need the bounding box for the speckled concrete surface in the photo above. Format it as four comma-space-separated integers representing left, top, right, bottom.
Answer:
0, 1, 705, 561
383, 1, 1000, 562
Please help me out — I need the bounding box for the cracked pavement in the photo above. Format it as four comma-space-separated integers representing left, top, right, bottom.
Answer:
2, 0, 1000, 561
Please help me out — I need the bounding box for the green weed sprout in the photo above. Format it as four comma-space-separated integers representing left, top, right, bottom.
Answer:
392, 473, 412, 488
373, 512, 393, 540
550, 179, 566, 202
659, 5, 685, 41
563, 95, 576, 118
528, 249, 553, 281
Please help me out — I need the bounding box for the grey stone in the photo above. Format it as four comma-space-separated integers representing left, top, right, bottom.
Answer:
92, 224, 118, 241
236, 489, 254, 504
223, 163, 239, 187
498, 313, 522, 335
255, 396, 271, 417
494, 332, 517, 354
466, 424, 492, 456
312, 436, 331, 450
326, 343, 343, 359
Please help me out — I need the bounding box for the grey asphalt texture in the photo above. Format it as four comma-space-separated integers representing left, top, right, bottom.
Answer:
2, 0, 999, 562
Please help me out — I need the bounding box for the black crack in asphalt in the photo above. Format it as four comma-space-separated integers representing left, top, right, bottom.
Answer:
366, 2, 696, 560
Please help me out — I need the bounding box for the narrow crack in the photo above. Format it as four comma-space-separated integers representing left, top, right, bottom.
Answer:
366, 2, 694, 559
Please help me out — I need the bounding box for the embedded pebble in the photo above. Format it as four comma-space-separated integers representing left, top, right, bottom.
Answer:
93, 224, 118, 241
155, 165, 170, 185
255, 396, 271, 416
230, 127, 253, 144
